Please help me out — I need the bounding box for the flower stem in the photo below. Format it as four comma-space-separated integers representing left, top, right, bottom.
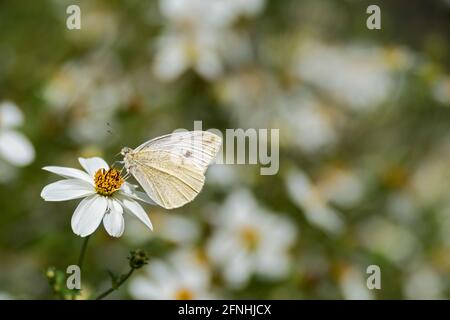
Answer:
78, 235, 90, 272
95, 268, 135, 300
69, 236, 91, 300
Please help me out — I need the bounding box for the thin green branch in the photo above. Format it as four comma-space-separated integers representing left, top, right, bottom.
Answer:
94, 268, 135, 300
78, 235, 90, 272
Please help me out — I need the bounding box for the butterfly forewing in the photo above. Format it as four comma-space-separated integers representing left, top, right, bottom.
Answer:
125, 131, 222, 209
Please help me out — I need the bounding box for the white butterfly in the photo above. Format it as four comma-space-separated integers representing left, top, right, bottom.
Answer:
121, 131, 222, 209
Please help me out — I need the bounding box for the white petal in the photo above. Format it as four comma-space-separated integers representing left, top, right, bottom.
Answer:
41, 179, 94, 201
224, 250, 253, 288
71, 195, 108, 237
78, 157, 109, 177
129, 276, 162, 300
0, 130, 35, 166
103, 199, 125, 237
117, 195, 153, 231
153, 36, 187, 81
256, 248, 289, 279
120, 183, 155, 205
0, 101, 23, 128
42, 166, 92, 184
196, 48, 222, 79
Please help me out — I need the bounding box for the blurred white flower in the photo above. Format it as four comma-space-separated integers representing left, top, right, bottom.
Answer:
154, 0, 266, 81
216, 74, 339, 155
386, 191, 419, 225
276, 92, 337, 154
0, 101, 35, 167
206, 189, 297, 288
154, 0, 225, 81
160, 0, 224, 29
285, 169, 345, 235
410, 146, 450, 205
295, 41, 398, 111
156, 214, 200, 244
357, 217, 418, 265
338, 266, 373, 300
207, 164, 240, 188
129, 248, 215, 299
316, 166, 364, 208
404, 263, 444, 299
432, 75, 450, 106
160, 0, 265, 30
153, 31, 223, 81
41, 157, 153, 237
124, 212, 200, 246
43, 54, 132, 144
226, 0, 266, 18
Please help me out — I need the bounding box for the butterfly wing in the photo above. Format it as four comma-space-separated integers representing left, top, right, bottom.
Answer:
126, 131, 222, 209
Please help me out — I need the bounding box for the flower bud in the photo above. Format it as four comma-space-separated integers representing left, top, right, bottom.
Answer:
128, 249, 149, 269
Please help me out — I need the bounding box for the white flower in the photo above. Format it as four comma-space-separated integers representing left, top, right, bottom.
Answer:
153, 0, 266, 81
41, 157, 153, 238
206, 189, 298, 288
276, 92, 337, 154
153, 31, 223, 81
129, 248, 215, 299
403, 263, 444, 299
43, 54, 132, 144
295, 41, 397, 111
124, 212, 201, 246
356, 217, 418, 265
410, 146, 450, 205
160, 0, 265, 30
338, 265, 373, 300
207, 164, 240, 188
285, 168, 345, 235
154, 0, 226, 81
315, 166, 364, 208
0, 101, 35, 167
154, 214, 200, 244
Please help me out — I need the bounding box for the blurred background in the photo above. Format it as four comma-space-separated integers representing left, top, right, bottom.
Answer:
0, 0, 450, 299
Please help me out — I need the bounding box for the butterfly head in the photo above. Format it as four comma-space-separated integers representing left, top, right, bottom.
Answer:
120, 147, 133, 157
121, 147, 134, 172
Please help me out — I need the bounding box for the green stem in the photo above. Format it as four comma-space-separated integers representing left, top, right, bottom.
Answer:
95, 268, 135, 300
71, 235, 90, 300
78, 235, 90, 272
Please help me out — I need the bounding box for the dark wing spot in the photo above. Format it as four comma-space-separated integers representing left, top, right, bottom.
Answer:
184, 150, 192, 158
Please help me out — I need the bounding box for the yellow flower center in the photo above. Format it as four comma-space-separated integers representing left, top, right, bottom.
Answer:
175, 288, 194, 300
240, 226, 260, 251
94, 168, 124, 196
195, 248, 209, 266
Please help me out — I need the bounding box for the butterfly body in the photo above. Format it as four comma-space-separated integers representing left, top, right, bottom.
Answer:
122, 131, 221, 209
